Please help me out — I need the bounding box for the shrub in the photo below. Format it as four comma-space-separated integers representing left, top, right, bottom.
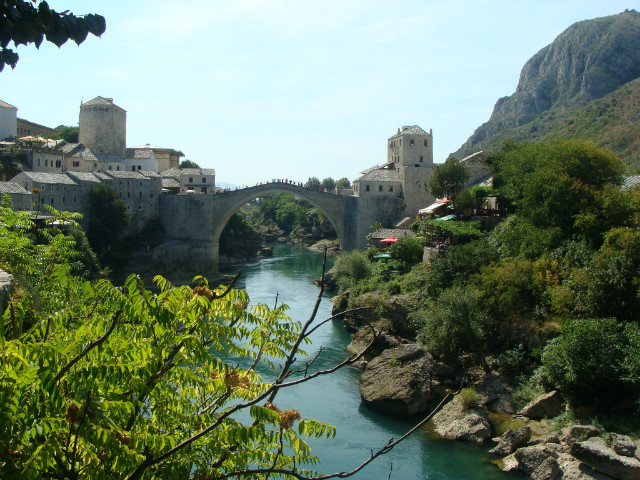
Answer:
333, 250, 373, 291
459, 388, 482, 410
540, 317, 640, 409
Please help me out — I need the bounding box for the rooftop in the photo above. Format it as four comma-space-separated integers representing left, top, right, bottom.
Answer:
0, 99, 17, 109
355, 168, 401, 182
18, 172, 78, 185
388, 125, 430, 139
82, 96, 126, 111
0, 182, 29, 194
623, 175, 640, 190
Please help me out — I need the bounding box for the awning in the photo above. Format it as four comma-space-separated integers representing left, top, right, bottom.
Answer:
379, 237, 397, 243
433, 214, 457, 222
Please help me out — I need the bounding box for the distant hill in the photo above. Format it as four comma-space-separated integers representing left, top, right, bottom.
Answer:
452, 10, 640, 169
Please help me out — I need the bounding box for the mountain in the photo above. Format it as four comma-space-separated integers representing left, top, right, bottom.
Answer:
452, 10, 640, 168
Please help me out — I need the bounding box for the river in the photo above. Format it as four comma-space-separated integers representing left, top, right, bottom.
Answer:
219, 242, 520, 479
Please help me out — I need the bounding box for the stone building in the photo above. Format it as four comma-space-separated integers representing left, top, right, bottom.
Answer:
0, 181, 31, 210
79, 97, 126, 157
129, 144, 184, 172
352, 125, 435, 218
0, 100, 17, 141
124, 148, 158, 172
11, 171, 82, 213
161, 168, 216, 194
16, 118, 58, 139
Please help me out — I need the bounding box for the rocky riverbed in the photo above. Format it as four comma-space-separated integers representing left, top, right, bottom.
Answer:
330, 287, 640, 480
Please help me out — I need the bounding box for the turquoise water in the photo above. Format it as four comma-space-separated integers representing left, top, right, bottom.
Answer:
219, 243, 520, 479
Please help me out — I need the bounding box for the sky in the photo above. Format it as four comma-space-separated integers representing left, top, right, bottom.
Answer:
0, 1, 635, 186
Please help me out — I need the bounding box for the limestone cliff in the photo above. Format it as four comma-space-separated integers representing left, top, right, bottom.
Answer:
452, 10, 640, 165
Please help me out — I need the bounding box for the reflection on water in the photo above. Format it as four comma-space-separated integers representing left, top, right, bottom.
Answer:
219, 243, 521, 479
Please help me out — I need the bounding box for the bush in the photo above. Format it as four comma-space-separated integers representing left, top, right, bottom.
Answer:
540, 317, 640, 409
333, 250, 373, 291
388, 235, 424, 271
459, 388, 482, 410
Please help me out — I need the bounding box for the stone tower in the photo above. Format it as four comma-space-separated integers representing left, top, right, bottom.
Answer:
387, 125, 434, 216
79, 96, 126, 157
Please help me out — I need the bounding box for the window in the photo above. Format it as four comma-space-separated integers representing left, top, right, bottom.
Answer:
62, 196, 65, 203
365, 185, 370, 192
424, 139, 428, 147
116, 166, 120, 171
51, 198, 54, 205
139, 192, 142, 198
410, 139, 415, 146
202, 178, 207, 183
189, 177, 194, 183
138, 165, 141, 170
389, 186, 393, 192
50, 186, 55, 192
45, 159, 48, 166
74, 196, 76, 203
132, 166, 136, 171
109, 166, 112, 170
378, 185, 383, 192
420, 156, 424, 162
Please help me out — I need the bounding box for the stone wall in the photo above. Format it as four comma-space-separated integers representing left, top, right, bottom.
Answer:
79, 103, 126, 157
0, 269, 13, 317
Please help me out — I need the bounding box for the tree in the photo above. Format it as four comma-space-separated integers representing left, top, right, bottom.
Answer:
336, 177, 351, 190
540, 317, 640, 409
388, 235, 424, 271
87, 183, 129, 253
51, 125, 78, 142
0, 1, 106, 72
0, 201, 428, 479
428, 157, 469, 200
415, 284, 492, 373
321, 177, 336, 193
305, 177, 320, 190
179, 159, 200, 169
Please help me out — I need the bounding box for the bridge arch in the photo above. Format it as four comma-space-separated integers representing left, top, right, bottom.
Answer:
210, 182, 346, 265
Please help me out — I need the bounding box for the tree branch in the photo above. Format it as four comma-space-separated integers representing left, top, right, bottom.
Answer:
53, 309, 122, 383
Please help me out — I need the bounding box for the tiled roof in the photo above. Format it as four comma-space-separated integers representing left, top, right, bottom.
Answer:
66, 172, 103, 183
359, 163, 392, 175
125, 148, 153, 159
82, 96, 125, 111
139, 170, 160, 177
129, 145, 184, 156
162, 178, 180, 188
163, 167, 215, 177
623, 175, 640, 190
0, 99, 17, 109
355, 168, 401, 182
104, 171, 148, 179
388, 125, 429, 139
59, 142, 83, 154
0, 182, 28, 194
19, 172, 78, 185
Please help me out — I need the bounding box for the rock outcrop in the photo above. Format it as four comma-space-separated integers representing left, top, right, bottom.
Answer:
358, 344, 433, 416
431, 394, 492, 444
490, 426, 532, 457
451, 10, 640, 164
518, 390, 565, 420
571, 437, 640, 480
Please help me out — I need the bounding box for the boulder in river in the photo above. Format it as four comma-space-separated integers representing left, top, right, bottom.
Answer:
570, 437, 640, 480
431, 394, 492, 444
358, 344, 433, 416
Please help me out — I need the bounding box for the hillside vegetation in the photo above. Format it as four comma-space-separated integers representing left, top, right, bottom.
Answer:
453, 10, 640, 169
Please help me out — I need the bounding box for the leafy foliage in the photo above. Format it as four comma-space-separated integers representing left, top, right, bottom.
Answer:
0, 1, 105, 72
428, 157, 469, 200
0, 201, 351, 479
332, 250, 373, 291
540, 317, 640, 409
388, 235, 424, 271
50, 125, 78, 143
179, 159, 200, 169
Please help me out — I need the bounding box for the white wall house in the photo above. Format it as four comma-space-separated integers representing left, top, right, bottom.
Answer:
0, 99, 17, 141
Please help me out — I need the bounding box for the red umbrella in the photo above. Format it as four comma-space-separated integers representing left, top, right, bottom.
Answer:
379, 237, 397, 244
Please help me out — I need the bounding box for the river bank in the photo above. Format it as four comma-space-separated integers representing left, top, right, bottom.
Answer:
218, 242, 521, 479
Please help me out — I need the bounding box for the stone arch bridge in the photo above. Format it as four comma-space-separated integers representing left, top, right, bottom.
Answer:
158, 181, 404, 273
